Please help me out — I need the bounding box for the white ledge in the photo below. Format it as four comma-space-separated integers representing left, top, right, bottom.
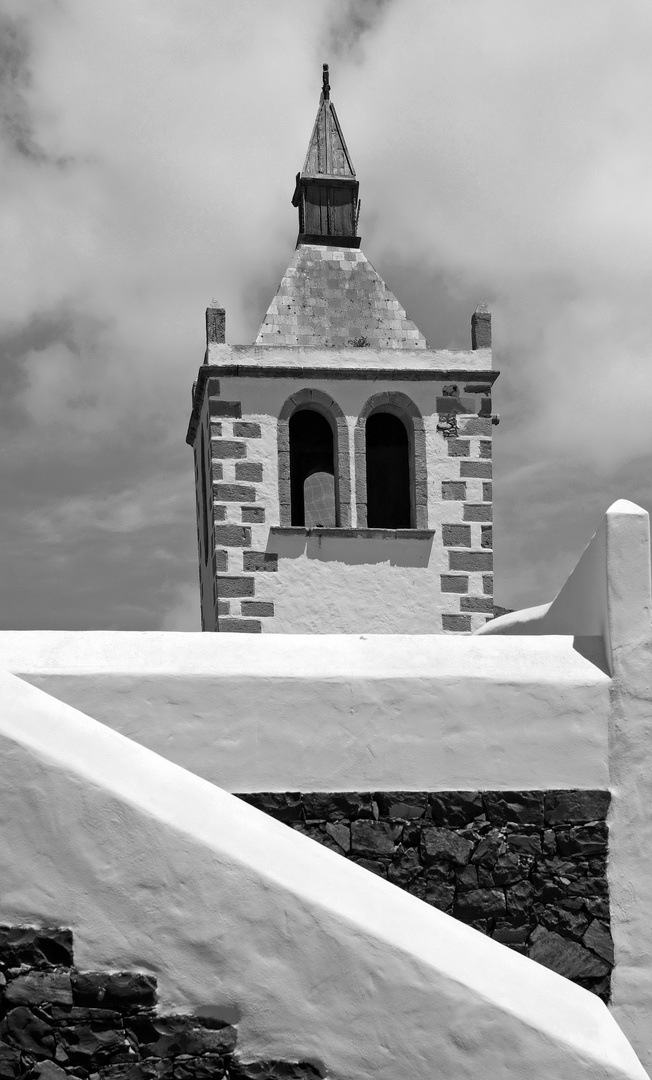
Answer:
270, 526, 436, 539
205, 342, 494, 373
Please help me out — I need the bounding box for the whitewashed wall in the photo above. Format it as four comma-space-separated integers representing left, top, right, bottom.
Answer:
479, 500, 652, 1073
0, 670, 644, 1080
1, 502, 651, 1069
0, 631, 609, 792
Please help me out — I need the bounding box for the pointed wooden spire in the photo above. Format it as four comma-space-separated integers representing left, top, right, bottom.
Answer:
301, 64, 355, 178
292, 64, 360, 248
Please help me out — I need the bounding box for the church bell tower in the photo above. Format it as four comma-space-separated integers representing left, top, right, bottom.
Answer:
187, 66, 497, 633
292, 64, 360, 247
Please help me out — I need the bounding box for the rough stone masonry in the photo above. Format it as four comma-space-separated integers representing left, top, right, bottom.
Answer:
238, 788, 614, 1000
0, 926, 322, 1080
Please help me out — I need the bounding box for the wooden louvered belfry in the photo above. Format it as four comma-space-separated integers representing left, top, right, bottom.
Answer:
292, 64, 360, 248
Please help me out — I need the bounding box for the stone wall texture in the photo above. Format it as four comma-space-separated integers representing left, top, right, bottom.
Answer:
0, 926, 320, 1080
437, 381, 494, 631
191, 366, 497, 634
237, 789, 613, 1000
195, 379, 274, 633
255, 245, 427, 349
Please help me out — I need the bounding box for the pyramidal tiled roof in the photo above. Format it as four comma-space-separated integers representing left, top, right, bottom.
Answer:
255, 244, 427, 349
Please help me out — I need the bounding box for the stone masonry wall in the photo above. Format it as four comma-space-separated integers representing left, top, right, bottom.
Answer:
438, 382, 494, 632
237, 789, 613, 1001
0, 926, 321, 1080
198, 375, 496, 635
197, 377, 277, 633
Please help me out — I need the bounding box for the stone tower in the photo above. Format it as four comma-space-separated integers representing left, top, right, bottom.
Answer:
187, 65, 497, 633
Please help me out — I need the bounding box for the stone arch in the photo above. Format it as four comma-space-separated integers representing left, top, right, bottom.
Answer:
278, 389, 352, 527
355, 392, 427, 529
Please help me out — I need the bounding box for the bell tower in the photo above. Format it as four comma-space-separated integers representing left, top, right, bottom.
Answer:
187, 66, 498, 633
292, 64, 360, 247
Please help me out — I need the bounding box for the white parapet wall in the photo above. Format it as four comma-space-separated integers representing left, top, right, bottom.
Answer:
0, 669, 646, 1080
477, 500, 652, 1073
0, 630, 610, 792
0, 501, 651, 1070
476, 499, 651, 673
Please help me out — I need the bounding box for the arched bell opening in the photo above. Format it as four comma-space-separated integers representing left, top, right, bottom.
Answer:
289, 409, 337, 528
355, 392, 428, 530
365, 412, 412, 529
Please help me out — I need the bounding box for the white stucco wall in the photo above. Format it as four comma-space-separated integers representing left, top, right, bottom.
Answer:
264, 530, 441, 633
477, 500, 651, 667
0, 630, 609, 792
2, 500, 652, 1068
593, 505, 652, 1074
475, 500, 652, 1073
0, 669, 644, 1080
478, 506, 610, 657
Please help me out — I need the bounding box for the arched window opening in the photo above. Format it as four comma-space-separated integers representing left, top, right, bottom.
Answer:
365, 412, 411, 528
290, 409, 336, 527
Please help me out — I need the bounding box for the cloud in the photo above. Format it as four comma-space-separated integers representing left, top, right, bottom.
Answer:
324, 0, 394, 60
337, 0, 652, 473
493, 451, 652, 609
0, 0, 345, 628
1, 0, 651, 625
161, 584, 201, 632
22, 471, 191, 544
0, 462, 197, 630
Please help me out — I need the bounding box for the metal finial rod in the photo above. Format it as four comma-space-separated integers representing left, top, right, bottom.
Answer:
322, 63, 330, 100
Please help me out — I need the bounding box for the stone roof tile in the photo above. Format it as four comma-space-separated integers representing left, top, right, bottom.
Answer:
255, 244, 426, 349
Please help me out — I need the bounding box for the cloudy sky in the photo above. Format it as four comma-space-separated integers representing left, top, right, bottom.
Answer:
1, 0, 651, 630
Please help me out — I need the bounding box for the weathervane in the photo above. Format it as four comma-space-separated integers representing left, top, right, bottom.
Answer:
322, 63, 330, 100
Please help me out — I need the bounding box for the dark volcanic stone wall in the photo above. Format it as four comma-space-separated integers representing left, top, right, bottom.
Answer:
237, 789, 614, 1001
0, 926, 321, 1080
